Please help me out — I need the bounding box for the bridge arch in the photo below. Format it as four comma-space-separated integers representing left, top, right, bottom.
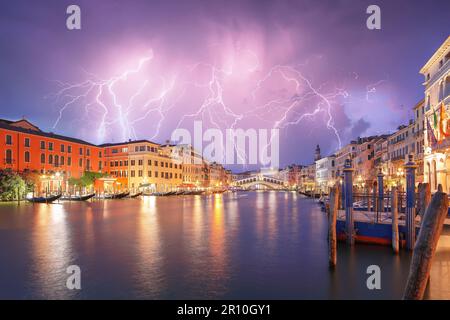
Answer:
233, 174, 286, 190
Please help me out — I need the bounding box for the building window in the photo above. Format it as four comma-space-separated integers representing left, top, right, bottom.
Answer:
138, 160, 143, 166
86, 159, 90, 170
131, 170, 135, 177
99, 151, 102, 158
60, 144, 65, 152
24, 138, 30, 147
115, 161, 119, 167
148, 160, 152, 166
48, 142, 53, 151
87, 149, 90, 156
68, 157, 72, 166
68, 145, 72, 153
40, 141, 45, 149
148, 171, 152, 177
79, 148, 83, 155
138, 170, 143, 177
131, 160, 135, 166
124, 160, 128, 166
155, 171, 158, 178
40, 153, 45, 164
79, 159, 83, 167
5, 149, 12, 164
155, 160, 158, 166
61, 156, 65, 165
5, 135, 12, 145
54, 155, 59, 166
48, 154, 53, 164
99, 161, 102, 170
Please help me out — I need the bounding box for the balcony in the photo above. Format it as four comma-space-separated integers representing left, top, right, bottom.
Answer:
424, 59, 450, 88
390, 154, 405, 162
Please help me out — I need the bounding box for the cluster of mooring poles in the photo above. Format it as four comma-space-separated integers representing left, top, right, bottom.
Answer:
327, 154, 448, 300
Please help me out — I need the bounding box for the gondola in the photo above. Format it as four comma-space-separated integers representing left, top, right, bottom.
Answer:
184, 190, 204, 196
129, 192, 142, 198
212, 189, 227, 194
27, 194, 62, 204
113, 192, 130, 199
60, 193, 96, 201
102, 192, 130, 199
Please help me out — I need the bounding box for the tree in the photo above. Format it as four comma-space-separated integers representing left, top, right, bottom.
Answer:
0, 170, 27, 201
69, 171, 106, 192
20, 170, 40, 193
80, 171, 105, 187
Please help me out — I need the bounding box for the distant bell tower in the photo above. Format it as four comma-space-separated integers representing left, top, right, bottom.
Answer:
314, 144, 321, 161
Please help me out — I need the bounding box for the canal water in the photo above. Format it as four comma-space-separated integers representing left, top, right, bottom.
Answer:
0, 191, 448, 299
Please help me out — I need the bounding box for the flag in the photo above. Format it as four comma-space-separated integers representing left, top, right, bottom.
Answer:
433, 109, 438, 128
439, 102, 450, 139
427, 117, 438, 147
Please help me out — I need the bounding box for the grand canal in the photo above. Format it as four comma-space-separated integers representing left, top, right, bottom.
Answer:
0, 191, 448, 299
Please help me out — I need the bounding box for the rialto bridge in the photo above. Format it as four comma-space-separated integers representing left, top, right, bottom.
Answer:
232, 174, 286, 190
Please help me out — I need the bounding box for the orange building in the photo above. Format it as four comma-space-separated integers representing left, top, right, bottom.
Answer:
0, 118, 103, 194
100, 140, 183, 193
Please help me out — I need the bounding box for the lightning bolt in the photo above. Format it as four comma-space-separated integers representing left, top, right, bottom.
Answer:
49, 49, 388, 169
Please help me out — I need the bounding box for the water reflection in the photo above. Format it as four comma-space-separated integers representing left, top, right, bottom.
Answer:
133, 196, 164, 298
427, 230, 450, 299
0, 193, 447, 299
31, 204, 75, 299
207, 194, 228, 296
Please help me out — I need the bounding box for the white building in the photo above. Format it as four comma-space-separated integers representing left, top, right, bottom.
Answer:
422, 36, 450, 192
315, 155, 336, 192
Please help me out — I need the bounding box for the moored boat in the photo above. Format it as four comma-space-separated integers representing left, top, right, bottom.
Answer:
101, 192, 130, 199
129, 192, 142, 198
27, 194, 62, 204
61, 193, 95, 201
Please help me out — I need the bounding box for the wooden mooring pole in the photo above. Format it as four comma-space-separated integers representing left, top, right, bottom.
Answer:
404, 155, 418, 251
417, 183, 431, 220
343, 159, 355, 245
328, 185, 339, 268
391, 187, 399, 254
377, 168, 384, 223
403, 185, 448, 300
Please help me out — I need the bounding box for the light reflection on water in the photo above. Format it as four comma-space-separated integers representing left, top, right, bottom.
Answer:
0, 192, 448, 299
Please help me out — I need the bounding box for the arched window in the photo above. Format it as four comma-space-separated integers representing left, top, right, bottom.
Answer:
41, 153, 45, 164
439, 81, 445, 101
446, 75, 450, 99
60, 156, 65, 166
54, 155, 59, 166
48, 154, 53, 164
5, 149, 12, 164
24, 151, 30, 163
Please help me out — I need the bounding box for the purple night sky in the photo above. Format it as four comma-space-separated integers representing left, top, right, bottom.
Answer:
1, 0, 449, 170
